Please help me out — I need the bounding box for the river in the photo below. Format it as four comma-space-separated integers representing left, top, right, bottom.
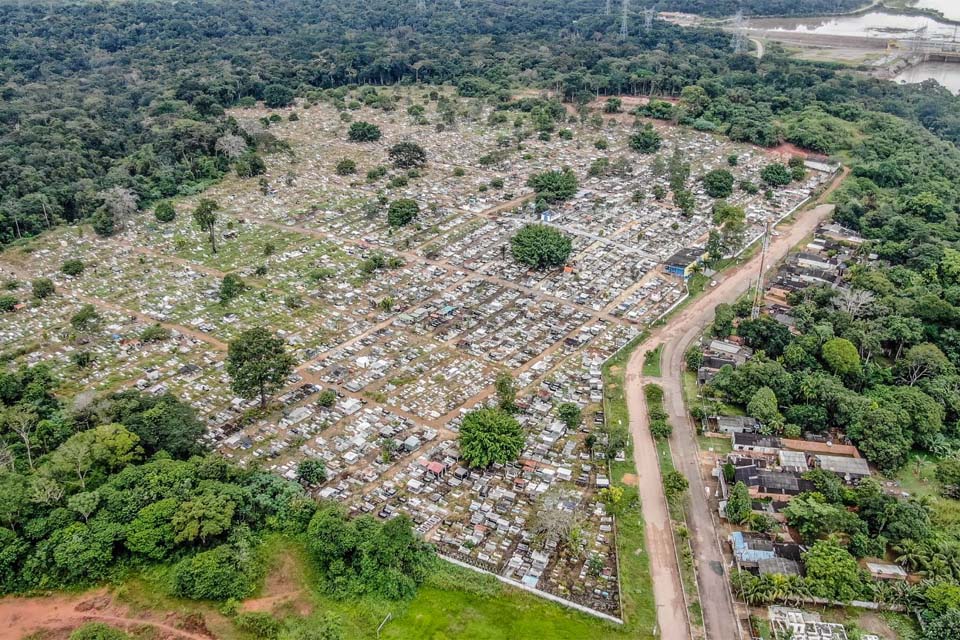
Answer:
912, 0, 960, 22
746, 9, 960, 94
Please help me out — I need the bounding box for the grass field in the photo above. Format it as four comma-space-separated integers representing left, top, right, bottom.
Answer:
601, 331, 658, 638
642, 345, 662, 377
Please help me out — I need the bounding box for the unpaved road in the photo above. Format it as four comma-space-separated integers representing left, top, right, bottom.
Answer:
625, 199, 837, 640
0, 589, 215, 640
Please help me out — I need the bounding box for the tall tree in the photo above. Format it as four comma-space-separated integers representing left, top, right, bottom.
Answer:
192, 199, 220, 254
226, 327, 296, 408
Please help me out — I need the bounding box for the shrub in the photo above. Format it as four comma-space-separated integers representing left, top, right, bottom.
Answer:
527, 168, 578, 203
459, 408, 524, 468
0, 293, 18, 312
387, 199, 419, 227
70, 623, 130, 640
32, 277, 55, 299
335, 159, 356, 176
61, 259, 85, 276
154, 201, 176, 223
140, 324, 171, 342
347, 121, 381, 142
172, 545, 255, 601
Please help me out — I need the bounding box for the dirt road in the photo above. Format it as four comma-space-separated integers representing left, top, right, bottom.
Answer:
624, 201, 836, 640
0, 589, 216, 640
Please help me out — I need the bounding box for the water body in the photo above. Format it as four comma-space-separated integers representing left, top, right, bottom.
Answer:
749, 9, 960, 93
895, 61, 960, 93
912, 0, 960, 22
749, 11, 959, 41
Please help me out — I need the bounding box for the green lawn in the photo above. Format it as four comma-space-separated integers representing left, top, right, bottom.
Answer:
698, 434, 733, 455
642, 345, 662, 377
602, 331, 658, 637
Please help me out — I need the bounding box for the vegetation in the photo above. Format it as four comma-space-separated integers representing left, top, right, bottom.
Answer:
527, 169, 578, 203
347, 121, 382, 142
387, 199, 419, 228
458, 408, 525, 468
510, 224, 573, 270
226, 327, 296, 408
389, 142, 427, 169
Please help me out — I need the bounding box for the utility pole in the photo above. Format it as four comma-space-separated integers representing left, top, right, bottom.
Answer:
732, 10, 746, 54
751, 221, 770, 320
620, 0, 629, 40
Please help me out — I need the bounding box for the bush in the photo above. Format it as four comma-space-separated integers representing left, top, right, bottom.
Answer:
70, 623, 130, 640
388, 141, 427, 168
154, 201, 176, 223
61, 258, 85, 276
387, 199, 419, 227
172, 545, 255, 601
510, 224, 572, 270
760, 162, 792, 187
263, 84, 294, 108
140, 324, 170, 342
0, 293, 18, 312
219, 273, 246, 303
318, 389, 337, 407
32, 277, 55, 299
629, 123, 661, 154
347, 121, 381, 142
335, 159, 356, 176
703, 169, 734, 198
234, 612, 282, 639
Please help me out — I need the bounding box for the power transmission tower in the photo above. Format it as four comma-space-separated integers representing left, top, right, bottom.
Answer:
620, 0, 629, 40
644, 7, 654, 31
606, 0, 611, 17
453, 0, 461, 8
751, 221, 770, 320
732, 10, 747, 53
417, 0, 426, 12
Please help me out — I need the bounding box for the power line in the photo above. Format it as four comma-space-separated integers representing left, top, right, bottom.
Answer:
620, 0, 629, 40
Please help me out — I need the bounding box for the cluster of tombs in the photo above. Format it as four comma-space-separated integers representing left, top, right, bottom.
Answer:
0, 87, 839, 619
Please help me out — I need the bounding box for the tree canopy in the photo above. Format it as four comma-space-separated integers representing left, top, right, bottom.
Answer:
510, 224, 573, 270
458, 408, 525, 468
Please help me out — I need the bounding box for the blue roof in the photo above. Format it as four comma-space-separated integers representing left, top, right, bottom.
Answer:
731, 531, 775, 562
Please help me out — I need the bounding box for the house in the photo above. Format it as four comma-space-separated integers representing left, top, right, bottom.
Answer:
732, 432, 782, 455
813, 454, 871, 483
866, 562, 907, 581
664, 246, 706, 279
706, 415, 759, 435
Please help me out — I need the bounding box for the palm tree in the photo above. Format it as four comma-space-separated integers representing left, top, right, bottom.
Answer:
895, 539, 930, 573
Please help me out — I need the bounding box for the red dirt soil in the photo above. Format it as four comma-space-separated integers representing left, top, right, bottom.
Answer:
0, 589, 216, 640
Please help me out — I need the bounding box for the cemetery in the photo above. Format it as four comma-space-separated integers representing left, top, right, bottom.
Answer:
0, 86, 835, 618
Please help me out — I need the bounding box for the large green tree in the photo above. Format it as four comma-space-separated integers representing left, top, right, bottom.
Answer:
459, 408, 524, 468
510, 224, 572, 270
226, 327, 296, 408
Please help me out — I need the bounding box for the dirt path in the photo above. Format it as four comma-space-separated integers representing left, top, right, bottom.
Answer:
625, 195, 839, 640
0, 590, 215, 640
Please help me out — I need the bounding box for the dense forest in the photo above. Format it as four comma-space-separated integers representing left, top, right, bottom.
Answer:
3, 0, 960, 243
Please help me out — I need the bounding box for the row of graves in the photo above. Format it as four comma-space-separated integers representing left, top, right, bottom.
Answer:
339, 402, 623, 619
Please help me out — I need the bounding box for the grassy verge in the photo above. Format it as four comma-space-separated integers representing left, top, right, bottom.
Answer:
642, 345, 662, 377
642, 383, 704, 636
601, 331, 657, 636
